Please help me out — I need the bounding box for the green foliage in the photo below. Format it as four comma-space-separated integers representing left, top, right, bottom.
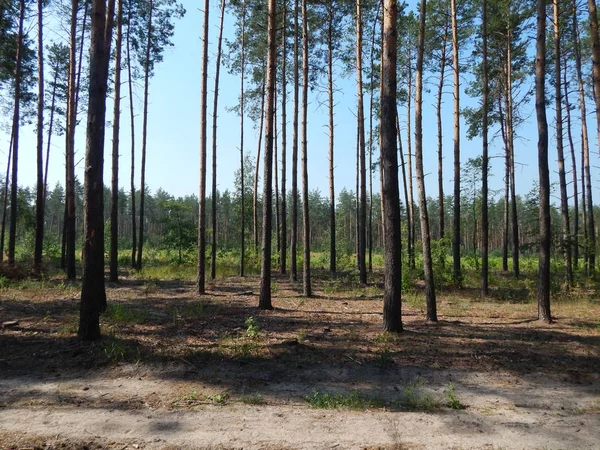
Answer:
443, 383, 466, 410
305, 391, 385, 410
245, 316, 260, 338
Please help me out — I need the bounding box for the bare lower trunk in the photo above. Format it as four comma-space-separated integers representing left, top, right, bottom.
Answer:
290, 0, 299, 282
536, 0, 551, 322
34, 0, 45, 274
554, 0, 572, 287
481, 0, 489, 296
239, 0, 246, 276
258, 0, 276, 310
301, 0, 311, 297
416, 0, 437, 321
210, 0, 226, 280
564, 57, 579, 269
280, 0, 287, 275
450, 0, 461, 286
109, 0, 123, 283
253, 81, 265, 252
197, 0, 209, 294
79, 0, 114, 341
327, 4, 335, 275
381, 0, 401, 332
406, 48, 415, 270
586, 0, 598, 271
127, 3, 136, 269
136, 0, 153, 271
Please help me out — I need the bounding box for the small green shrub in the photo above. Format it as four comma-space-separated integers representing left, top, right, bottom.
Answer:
245, 316, 260, 338
443, 383, 466, 410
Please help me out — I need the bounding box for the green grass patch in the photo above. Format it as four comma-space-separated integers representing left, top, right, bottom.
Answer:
104, 303, 148, 324
240, 393, 266, 405
396, 379, 441, 411
305, 390, 385, 410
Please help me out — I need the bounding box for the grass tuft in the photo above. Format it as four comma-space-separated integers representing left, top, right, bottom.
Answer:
305, 390, 385, 410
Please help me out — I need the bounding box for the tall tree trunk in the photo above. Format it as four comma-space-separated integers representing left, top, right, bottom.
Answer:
450, 0, 461, 287
127, 2, 137, 269
253, 80, 265, 252
136, 0, 153, 271
0, 138, 12, 261
64, 0, 79, 278
356, 0, 367, 285
34, 0, 45, 274
259, 0, 276, 310
536, 0, 551, 322
396, 111, 410, 257
280, 0, 287, 275
109, 0, 123, 283
239, 0, 246, 277
499, 99, 509, 272
197, 0, 209, 294
553, 0, 572, 287
481, 0, 489, 296
416, 0, 437, 321
563, 56, 579, 269
406, 46, 415, 270
586, 0, 598, 271
301, 0, 311, 296
436, 35, 447, 240
367, 7, 379, 274
44, 66, 59, 198
327, 3, 336, 275
274, 87, 280, 257
210, 0, 226, 280
7, 0, 25, 267
79, 0, 114, 341
381, 0, 401, 332
505, 27, 519, 279
290, 0, 299, 282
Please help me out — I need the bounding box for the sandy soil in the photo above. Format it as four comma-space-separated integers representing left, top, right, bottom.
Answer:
1, 273, 599, 449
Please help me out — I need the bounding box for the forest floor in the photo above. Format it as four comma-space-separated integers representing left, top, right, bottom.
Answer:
0, 269, 599, 449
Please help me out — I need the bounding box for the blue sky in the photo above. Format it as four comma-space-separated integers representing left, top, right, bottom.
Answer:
2, 0, 599, 207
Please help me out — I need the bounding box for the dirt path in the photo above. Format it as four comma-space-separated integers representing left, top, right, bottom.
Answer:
1, 368, 598, 449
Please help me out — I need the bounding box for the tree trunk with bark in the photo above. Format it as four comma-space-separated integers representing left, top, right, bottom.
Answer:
536, 0, 551, 323
301, 0, 311, 297
327, 3, 336, 275
381, 0, 401, 332
450, 0, 461, 287
127, 2, 137, 269
259, 0, 276, 310
553, 0, 572, 287
280, 0, 287, 275
210, 0, 226, 280
136, 0, 153, 271
197, 0, 209, 294
290, 0, 299, 282
356, 0, 367, 285
109, 0, 123, 283
481, 0, 489, 296
34, 0, 45, 274
239, 0, 246, 276
416, 0, 437, 322
79, 0, 114, 341
64, 0, 79, 278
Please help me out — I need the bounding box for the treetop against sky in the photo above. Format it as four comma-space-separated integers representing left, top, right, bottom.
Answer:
2, 0, 598, 204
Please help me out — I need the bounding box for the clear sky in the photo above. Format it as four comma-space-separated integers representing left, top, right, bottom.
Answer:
2, 0, 599, 207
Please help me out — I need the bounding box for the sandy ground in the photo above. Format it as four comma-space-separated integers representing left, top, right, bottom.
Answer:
1, 365, 599, 449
